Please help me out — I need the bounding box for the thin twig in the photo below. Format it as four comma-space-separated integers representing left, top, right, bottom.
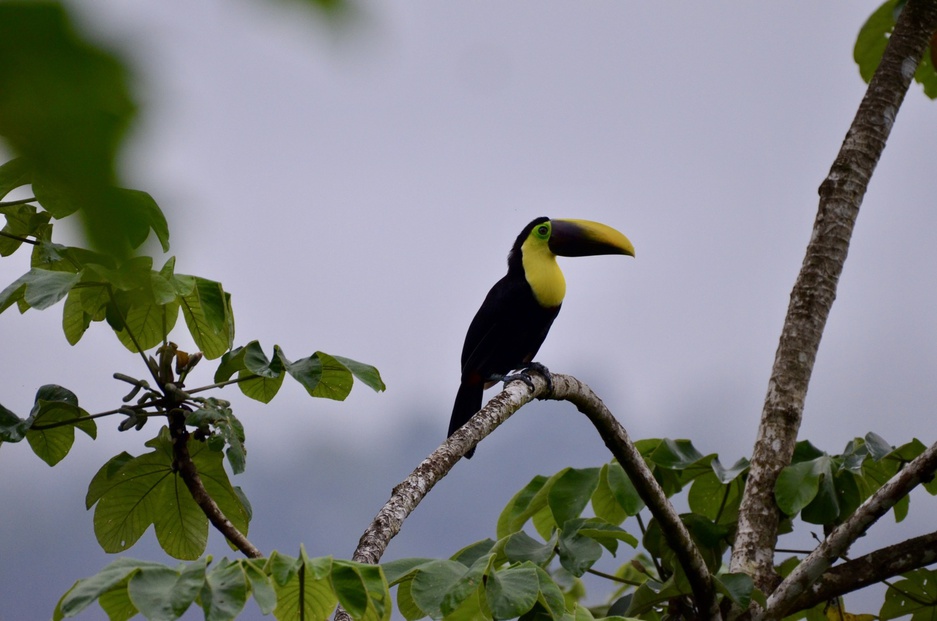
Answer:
0, 197, 37, 207
0, 230, 39, 245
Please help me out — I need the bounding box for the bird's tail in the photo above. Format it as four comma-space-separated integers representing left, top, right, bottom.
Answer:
448, 380, 484, 459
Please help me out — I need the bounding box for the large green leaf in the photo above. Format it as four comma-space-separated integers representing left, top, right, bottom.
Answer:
280, 349, 354, 401
548, 467, 599, 526
331, 560, 390, 621
53, 558, 167, 620
409, 559, 468, 619
273, 551, 338, 621
89, 427, 249, 559
485, 563, 539, 619
126, 559, 206, 621
332, 355, 386, 392
0, 157, 31, 199
24, 384, 93, 466
22, 267, 80, 310
591, 463, 628, 525
180, 276, 234, 359
200, 560, 249, 621
880, 568, 937, 620
775, 455, 833, 516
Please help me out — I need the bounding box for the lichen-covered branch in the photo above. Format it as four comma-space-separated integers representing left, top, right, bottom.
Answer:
341, 373, 718, 620
730, 0, 937, 592
789, 531, 937, 612
763, 439, 937, 619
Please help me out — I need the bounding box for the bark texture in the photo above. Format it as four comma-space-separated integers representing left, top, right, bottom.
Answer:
730, 0, 937, 592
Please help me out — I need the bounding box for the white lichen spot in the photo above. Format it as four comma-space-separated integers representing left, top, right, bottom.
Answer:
902, 56, 918, 81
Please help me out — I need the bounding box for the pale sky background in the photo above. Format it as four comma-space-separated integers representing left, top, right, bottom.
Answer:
2, 1, 936, 619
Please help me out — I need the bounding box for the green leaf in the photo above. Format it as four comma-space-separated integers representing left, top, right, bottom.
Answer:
25, 399, 92, 466
497, 475, 549, 539
865, 432, 893, 461
22, 267, 80, 310
24, 385, 92, 466
577, 518, 638, 555
186, 399, 247, 474
273, 552, 338, 621
775, 455, 833, 516
486, 563, 540, 620
55, 558, 167, 619
714, 572, 753, 608
451, 538, 496, 568
557, 520, 604, 577
410, 560, 468, 619
98, 585, 138, 621
89, 428, 248, 559
280, 348, 355, 401
199, 559, 249, 621
113, 288, 181, 353
180, 276, 234, 359
606, 462, 645, 516
503, 531, 554, 566
0, 400, 28, 443
333, 355, 386, 392
331, 561, 370, 619
801, 465, 842, 525
591, 463, 628, 525
880, 568, 937, 620
127, 559, 206, 621
239, 342, 285, 403
0, 202, 50, 256
533, 566, 567, 620
62, 287, 92, 345
0, 157, 32, 199
112, 187, 170, 252
0, 269, 31, 314
549, 467, 600, 526
854, 0, 899, 83
381, 558, 435, 586
648, 438, 706, 470
244, 560, 278, 615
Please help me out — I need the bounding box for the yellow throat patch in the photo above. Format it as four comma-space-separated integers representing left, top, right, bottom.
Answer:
521, 224, 566, 308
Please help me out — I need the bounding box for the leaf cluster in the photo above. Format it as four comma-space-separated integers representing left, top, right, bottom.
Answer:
54, 549, 391, 621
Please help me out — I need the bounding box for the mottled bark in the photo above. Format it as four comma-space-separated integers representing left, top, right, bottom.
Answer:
790, 531, 937, 613
730, 0, 937, 594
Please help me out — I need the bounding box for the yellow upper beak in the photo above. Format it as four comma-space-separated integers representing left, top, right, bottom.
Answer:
548, 219, 635, 258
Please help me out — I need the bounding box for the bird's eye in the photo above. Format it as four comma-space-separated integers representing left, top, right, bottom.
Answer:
537, 225, 550, 238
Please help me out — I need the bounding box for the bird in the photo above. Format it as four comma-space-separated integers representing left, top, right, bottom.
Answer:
448, 216, 635, 458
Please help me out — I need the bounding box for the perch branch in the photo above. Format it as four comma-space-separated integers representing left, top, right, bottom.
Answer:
339, 373, 719, 620
730, 0, 937, 592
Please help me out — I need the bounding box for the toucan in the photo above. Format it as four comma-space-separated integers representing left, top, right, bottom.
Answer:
448, 217, 635, 458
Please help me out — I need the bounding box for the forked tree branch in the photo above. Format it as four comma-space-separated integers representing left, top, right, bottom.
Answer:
762, 439, 937, 619
339, 373, 719, 621
789, 530, 937, 612
730, 0, 937, 592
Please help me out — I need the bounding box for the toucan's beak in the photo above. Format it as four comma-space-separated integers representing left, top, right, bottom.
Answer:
548, 219, 635, 258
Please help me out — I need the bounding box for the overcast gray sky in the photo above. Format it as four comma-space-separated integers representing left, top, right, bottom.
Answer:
2, 1, 936, 619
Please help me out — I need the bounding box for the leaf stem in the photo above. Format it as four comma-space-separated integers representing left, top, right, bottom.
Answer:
0, 197, 37, 207
585, 567, 643, 587
0, 230, 39, 246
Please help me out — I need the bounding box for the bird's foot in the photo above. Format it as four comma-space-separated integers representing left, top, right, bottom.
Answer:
500, 362, 553, 393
